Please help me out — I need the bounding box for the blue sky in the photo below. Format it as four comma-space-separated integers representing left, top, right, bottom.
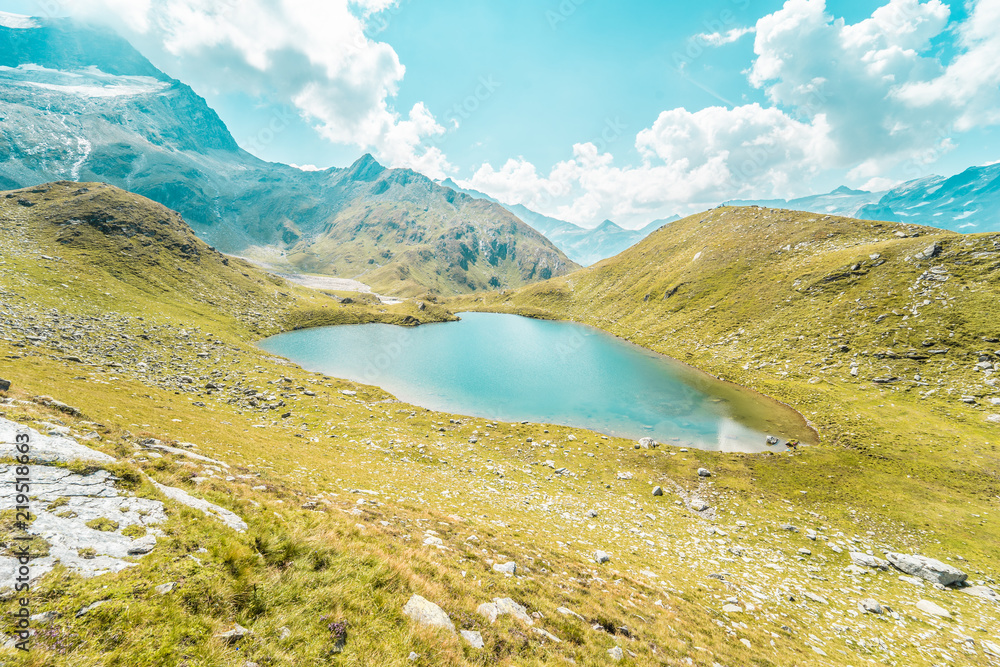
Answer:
3, 0, 999, 227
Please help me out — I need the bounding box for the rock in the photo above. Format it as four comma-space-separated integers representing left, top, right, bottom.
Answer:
215, 624, 251, 643
983, 640, 1000, 658
151, 480, 247, 533
0, 418, 115, 464
532, 627, 562, 642
637, 437, 657, 448
858, 598, 883, 614
408, 652, 420, 661
886, 552, 967, 586
697, 468, 712, 477
127, 535, 157, 555
915, 242, 943, 260
616, 472, 633, 480
76, 600, 110, 617
492, 597, 533, 625
155, 582, 176, 595
477, 602, 499, 624
278, 626, 291, 640
722, 604, 742, 613
594, 550, 611, 564
492, 561, 517, 576
0, 378, 10, 392
690, 499, 709, 512
341, 390, 357, 396
915, 599, 951, 618
766, 435, 779, 445
850, 552, 890, 570
557, 606, 585, 621
460, 629, 484, 649
651, 486, 664, 496
960, 585, 1000, 603
403, 594, 455, 633
608, 646, 624, 661
30, 611, 60, 623
780, 524, 799, 532
987, 414, 1000, 424
423, 536, 443, 547
803, 592, 828, 605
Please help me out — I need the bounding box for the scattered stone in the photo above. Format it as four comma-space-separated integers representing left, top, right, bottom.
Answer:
594, 550, 611, 564
403, 595, 455, 633
637, 437, 657, 449
850, 552, 890, 570
493, 562, 517, 576
690, 499, 710, 512
803, 592, 828, 605
531, 627, 562, 642
478, 597, 533, 625
915, 599, 951, 619
408, 652, 420, 661
150, 480, 247, 532
651, 486, 664, 496
75, 600, 109, 617
722, 604, 742, 613
886, 552, 967, 586
215, 624, 251, 643
155, 582, 176, 595
859, 599, 883, 614
960, 585, 1000, 603
608, 646, 624, 662
30, 611, 60, 623
697, 468, 712, 477
557, 606, 585, 621
460, 630, 484, 649
278, 627, 292, 640
586, 509, 599, 518
0, 378, 10, 392
780, 524, 799, 532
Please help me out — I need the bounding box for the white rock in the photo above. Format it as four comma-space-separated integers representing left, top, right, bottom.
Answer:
556, 606, 585, 621
886, 552, 967, 586
403, 595, 455, 633
915, 599, 951, 618
850, 552, 889, 570
460, 630, 484, 649
150, 480, 247, 532
0, 418, 114, 464
492, 561, 516, 576
608, 646, 624, 661
594, 550, 611, 564
531, 627, 562, 642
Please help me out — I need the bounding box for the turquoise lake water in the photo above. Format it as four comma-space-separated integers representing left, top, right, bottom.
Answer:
258, 312, 815, 452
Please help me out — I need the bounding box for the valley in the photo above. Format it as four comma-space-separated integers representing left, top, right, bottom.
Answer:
1, 184, 998, 666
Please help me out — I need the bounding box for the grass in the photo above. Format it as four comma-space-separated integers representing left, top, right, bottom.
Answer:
1, 188, 998, 666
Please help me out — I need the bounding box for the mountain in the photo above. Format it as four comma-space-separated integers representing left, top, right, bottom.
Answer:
0, 16, 576, 296
440, 178, 678, 265
6, 184, 999, 667
725, 164, 1000, 233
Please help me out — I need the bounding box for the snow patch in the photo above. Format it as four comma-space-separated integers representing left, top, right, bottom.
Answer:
0, 11, 39, 29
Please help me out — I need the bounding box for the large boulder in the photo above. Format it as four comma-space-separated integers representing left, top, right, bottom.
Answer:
403, 595, 455, 633
886, 553, 967, 587
850, 552, 890, 571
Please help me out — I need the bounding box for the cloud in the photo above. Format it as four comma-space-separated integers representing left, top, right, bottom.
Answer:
464, 104, 835, 225
696, 26, 756, 46
69, 0, 451, 176
469, 0, 1000, 226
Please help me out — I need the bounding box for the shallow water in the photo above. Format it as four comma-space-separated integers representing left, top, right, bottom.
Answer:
259, 312, 815, 452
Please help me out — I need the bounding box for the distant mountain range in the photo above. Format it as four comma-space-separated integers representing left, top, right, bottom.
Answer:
726, 166, 1000, 233
441, 179, 678, 266
0, 16, 576, 296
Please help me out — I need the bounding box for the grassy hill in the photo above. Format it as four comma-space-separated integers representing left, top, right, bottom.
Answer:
2, 193, 999, 666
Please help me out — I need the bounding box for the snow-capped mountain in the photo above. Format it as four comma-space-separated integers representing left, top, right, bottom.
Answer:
0, 14, 576, 295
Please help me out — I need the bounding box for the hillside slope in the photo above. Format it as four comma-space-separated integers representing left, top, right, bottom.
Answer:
453, 206, 1000, 568
0, 17, 576, 296
4, 189, 999, 665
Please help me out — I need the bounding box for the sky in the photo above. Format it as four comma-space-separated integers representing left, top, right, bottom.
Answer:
2, 0, 999, 228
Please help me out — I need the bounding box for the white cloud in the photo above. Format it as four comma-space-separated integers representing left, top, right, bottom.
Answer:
69, 0, 451, 176
697, 26, 756, 47
464, 104, 835, 225
469, 0, 1000, 227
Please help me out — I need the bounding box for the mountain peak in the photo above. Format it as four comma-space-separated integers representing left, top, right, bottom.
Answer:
346, 153, 386, 182
595, 219, 623, 232
831, 185, 868, 195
